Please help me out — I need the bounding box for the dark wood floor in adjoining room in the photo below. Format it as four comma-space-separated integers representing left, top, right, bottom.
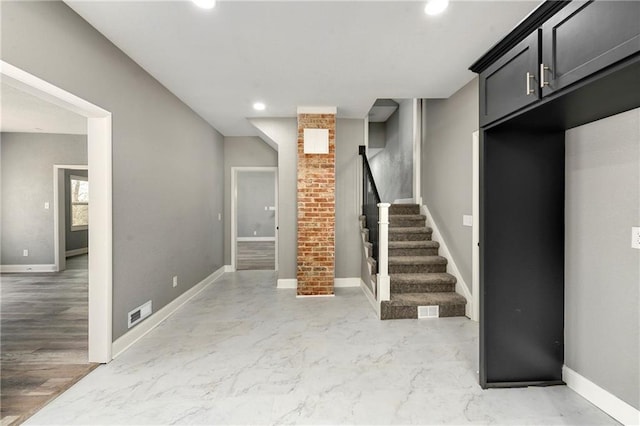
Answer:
236, 241, 275, 270
0, 255, 98, 426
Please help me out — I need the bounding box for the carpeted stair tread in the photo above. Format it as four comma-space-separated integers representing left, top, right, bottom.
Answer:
389, 204, 420, 215
388, 240, 439, 249
389, 256, 447, 265
390, 272, 456, 285
389, 227, 433, 236
387, 292, 467, 306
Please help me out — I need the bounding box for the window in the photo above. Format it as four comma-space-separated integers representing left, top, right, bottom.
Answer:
70, 175, 89, 231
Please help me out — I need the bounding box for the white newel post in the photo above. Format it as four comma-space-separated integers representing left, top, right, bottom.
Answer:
377, 202, 391, 301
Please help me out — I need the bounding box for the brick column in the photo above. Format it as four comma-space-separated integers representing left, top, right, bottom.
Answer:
297, 108, 336, 296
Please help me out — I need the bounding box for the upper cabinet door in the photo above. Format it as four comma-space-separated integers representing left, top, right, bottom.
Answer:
480, 30, 540, 127
541, 0, 640, 97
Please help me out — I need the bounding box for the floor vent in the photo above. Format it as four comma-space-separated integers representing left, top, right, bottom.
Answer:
418, 305, 439, 319
128, 301, 152, 328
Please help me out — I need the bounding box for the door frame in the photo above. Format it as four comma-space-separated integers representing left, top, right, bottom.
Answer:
472, 130, 480, 322
53, 164, 89, 272
231, 167, 278, 271
1, 60, 113, 363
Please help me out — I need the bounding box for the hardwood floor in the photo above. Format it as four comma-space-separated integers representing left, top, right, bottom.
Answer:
236, 241, 275, 270
0, 255, 97, 426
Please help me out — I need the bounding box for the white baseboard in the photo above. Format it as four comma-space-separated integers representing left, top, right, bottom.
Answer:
277, 278, 360, 289
393, 198, 414, 204
334, 278, 361, 288
0, 264, 57, 273
236, 237, 276, 242
296, 294, 335, 298
563, 365, 640, 425
224, 265, 235, 272
111, 265, 226, 358
421, 203, 473, 319
66, 247, 88, 257
277, 278, 297, 289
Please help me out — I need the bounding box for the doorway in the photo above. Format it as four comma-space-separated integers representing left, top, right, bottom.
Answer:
1, 60, 113, 363
231, 167, 278, 271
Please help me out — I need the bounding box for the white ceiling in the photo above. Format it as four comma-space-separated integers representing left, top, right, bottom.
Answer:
1, 81, 87, 135
65, 0, 540, 136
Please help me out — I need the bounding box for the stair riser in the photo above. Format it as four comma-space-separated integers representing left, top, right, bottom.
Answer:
390, 218, 425, 228
389, 232, 432, 241
390, 282, 455, 293
389, 247, 438, 256
389, 264, 446, 274
389, 205, 420, 215
380, 303, 466, 320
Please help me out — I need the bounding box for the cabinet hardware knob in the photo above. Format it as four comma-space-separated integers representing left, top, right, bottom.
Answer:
540, 63, 550, 88
526, 72, 535, 95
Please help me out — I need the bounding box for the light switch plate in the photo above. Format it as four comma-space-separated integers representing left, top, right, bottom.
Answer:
632, 227, 640, 249
463, 215, 473, 227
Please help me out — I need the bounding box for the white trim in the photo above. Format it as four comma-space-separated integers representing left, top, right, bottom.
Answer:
2, 61, 113, 363
334, 277, 361, 288
0, 264, 57, 273
236, 237, 276, 242
54, 164, 88, 272
471, 130, 480, 322
296, 294, 335, 298
296, 106, 337, 115
412, 98, 421, 205
66, 248, 88, 257
277, 278, 297, 289
277, 278, 360, 289
563, 366, 640, 425
393, 198, 414, 204
360, 279, 380, 318
231, 167, 278, 272
421, 203, 473, 319
112, 266, 226, 358
224, 265, 235, 273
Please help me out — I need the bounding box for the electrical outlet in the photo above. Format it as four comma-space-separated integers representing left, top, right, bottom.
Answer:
253, 231, 257, 236
23, 249, 29, 257
632, 227, 640, 249
173, 276, 178, 288
44, 202, 50, 210
218, 213, 222, 221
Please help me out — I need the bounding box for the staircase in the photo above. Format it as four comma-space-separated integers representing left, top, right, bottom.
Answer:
365, 204, 467, 320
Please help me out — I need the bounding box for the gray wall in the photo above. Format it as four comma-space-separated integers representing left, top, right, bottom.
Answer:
249, 118, 363, 279
368, 122, 386, 149
2, 1, 225, 340
565, 108, 639, 410
1, 133, 87, 265
369, 99, 413, 202
236, 171, 276, 238
223, 136, 278, 264
65, 169, 89, 252
421, 78, 478, 289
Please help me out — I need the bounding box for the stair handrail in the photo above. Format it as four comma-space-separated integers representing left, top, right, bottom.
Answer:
359, 145, 390, 302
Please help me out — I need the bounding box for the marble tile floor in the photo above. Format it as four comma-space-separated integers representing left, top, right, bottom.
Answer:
26, 271, 617, 425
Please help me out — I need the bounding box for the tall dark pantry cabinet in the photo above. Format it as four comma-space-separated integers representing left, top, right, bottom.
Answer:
470, 0, 640, 388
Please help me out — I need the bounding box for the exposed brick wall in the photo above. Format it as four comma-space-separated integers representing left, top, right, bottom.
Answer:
297, 113, 336, 296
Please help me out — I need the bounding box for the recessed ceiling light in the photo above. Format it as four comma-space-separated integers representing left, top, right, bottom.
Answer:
192, 0, 216, 10
424, 0, 449, 16
253, 102, 266, 111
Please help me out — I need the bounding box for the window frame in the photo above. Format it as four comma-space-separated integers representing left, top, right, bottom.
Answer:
70, 174, 89, 231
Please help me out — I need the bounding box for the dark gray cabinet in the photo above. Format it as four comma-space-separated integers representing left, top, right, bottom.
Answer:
476, 0, 640, 127
541, 0, 640, 97
470, 0, 640, 389
480, 31, 540, 127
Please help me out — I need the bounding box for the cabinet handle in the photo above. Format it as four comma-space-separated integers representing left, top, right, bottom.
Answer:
526, 72, 535, 95
540, 63, 550, 88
